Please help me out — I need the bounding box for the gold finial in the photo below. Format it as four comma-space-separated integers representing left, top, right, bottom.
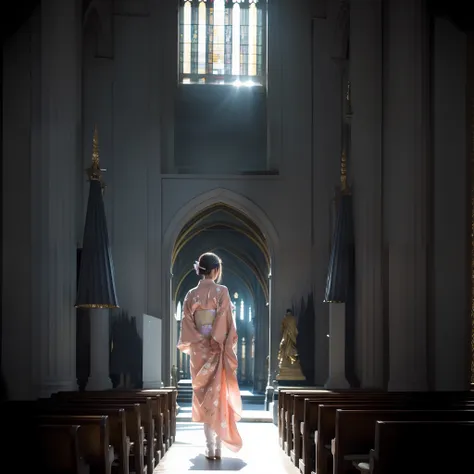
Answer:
86, 125, 106, 187
340, 149, 348, 192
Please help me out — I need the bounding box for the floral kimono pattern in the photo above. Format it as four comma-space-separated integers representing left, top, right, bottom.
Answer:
177, 279, 243, 452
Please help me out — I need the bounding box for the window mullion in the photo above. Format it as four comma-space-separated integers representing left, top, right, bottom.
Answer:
240, 0, 249, 78
190, 0, 199, 78
179, 0, 265, 85
224, 1, 233, 76
206, 1, 213, 76
257, 1, 265, 80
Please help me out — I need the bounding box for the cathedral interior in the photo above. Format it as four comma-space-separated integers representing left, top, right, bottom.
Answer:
2, 0, 474, 472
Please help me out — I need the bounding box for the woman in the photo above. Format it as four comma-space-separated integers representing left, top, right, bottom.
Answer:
177, 252, 243, 459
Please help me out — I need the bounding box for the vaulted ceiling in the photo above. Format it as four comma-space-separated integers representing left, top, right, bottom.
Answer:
172, 203, 271, 305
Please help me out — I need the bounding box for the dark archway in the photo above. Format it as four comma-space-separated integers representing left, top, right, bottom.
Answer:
171, 203, 271, 393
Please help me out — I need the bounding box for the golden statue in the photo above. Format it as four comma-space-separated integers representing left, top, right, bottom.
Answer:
276, 309, 306, 381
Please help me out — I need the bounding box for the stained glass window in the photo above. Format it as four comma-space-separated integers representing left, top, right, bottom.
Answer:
179, 0, 266, 86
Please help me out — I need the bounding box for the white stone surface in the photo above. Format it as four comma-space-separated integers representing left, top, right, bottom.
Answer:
325, 303, 350, 389
155, 422, 298, 474
143, 314, 163, 388
87, 309, 112, 391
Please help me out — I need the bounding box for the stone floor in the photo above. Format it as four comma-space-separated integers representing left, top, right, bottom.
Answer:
155, 421, 300, 473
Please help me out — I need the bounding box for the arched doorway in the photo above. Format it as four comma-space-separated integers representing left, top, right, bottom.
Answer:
170, 202, 271, 393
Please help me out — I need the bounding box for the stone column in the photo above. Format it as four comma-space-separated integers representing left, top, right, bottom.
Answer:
350, 0, 384, 388
325, 303, 350, 389
253, 296, 268, 393
265, 274, 274, 409
432, 19, 470, 391
87, 309, 112, 390
32, 0, 81, 397
383, 0, 429, 391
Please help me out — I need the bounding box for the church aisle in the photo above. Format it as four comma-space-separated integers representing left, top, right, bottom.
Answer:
155, 422, 300, 473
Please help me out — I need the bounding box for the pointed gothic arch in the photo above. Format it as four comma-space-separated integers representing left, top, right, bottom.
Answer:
162, 187, 278, 387
163, 188, 279, 268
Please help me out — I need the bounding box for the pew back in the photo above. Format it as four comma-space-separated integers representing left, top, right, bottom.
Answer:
36, 424, 84, 474
371, 420, 474, 474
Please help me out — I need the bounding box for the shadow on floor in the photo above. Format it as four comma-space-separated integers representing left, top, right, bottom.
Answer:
188, 454, 248, 471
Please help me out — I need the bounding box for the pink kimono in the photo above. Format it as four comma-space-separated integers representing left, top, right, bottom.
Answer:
177, 279, 243, 452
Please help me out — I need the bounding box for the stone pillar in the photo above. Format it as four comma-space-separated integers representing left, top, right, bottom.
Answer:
350, 0, 384, 388
253, 297, 267, 393
170, 301, 179, 372
383, 0, 429, 391
431, 19, 470, 391
311, 16, 341, 385
87, 310, 112, 390
265, 274, 274, 409
325, 303, 350, 389
31, 0, 81, 398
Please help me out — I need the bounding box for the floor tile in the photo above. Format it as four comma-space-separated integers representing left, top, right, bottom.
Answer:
155, 422, 300, 473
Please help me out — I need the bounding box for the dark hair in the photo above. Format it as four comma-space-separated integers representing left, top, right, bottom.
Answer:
196, 252, 222, 283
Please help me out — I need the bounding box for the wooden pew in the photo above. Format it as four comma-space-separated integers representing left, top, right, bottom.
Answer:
58, 394, 158, 472
161, 387, 178, 443
68, 389, 173, 447
81, 388, 178, 448
303, 399, 402, 474
317, 401, 474, 474
278, 388, 324, 449
291, 390, 431, 462
284, 389, 387, 457
334, 409, 474, 474
320, 397, 474, 474
297, 394, 408, 473
279, 390, 330, 453
35, 424, 89, 474
317, 402, 407, 474
299, 392, 474, 474
56, 389, 171, 453
119, 389, 175, 450
2, 400, 130, 474
281, 390, 366, 446
368, 420, 474, 474
277, 387, 320, 431
286, 388, 474, 460
57, 399, 146, 474
34, 415, 112, 474
290, 393, 367, 465
142, 388, 177, 446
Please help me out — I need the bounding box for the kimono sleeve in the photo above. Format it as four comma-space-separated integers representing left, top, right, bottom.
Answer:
216, 287, 239, 370
177, 291, 203, 354
213, 286, 238, 349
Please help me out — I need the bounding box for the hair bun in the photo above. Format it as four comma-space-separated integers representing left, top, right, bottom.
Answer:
194, 252, 222, 282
